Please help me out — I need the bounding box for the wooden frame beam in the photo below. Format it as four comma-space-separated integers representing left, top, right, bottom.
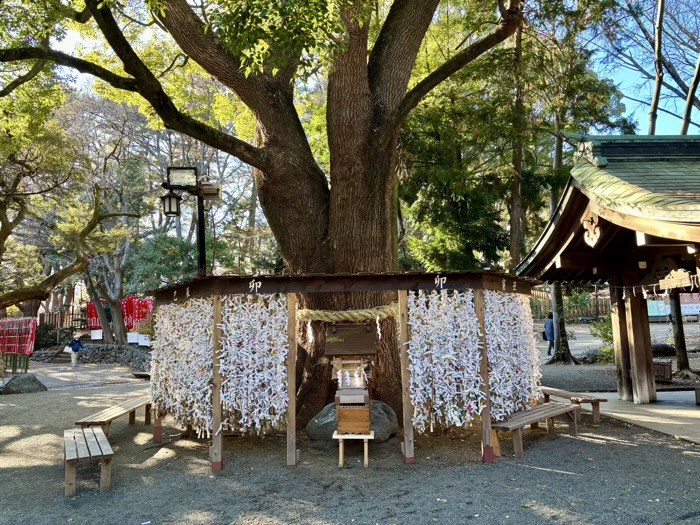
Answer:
153, 272, 536, 305
473, 289, 494, 464
398, 290, 415, 464
210, 295, 224, 471
286, 293, 299, 467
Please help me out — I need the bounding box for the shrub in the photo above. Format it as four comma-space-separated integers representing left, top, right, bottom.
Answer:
590, 314, 614, 348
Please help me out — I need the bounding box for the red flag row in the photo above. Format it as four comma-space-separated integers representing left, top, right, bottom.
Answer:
87, 296, 153, 331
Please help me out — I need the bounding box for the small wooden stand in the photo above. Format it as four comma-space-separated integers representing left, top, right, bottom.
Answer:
333, 431, 374, 468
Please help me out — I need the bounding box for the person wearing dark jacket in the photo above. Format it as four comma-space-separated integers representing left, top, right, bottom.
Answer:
69, 335, 85, 368
544, 312, 555, 356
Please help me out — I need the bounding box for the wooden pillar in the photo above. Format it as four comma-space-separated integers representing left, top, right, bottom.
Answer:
210, 295, 224, 471
398, 290, 415, 464
474, 289, 494, 464
624, 275, 656, 404
286, 293, 298, 467
610, 276, 633, 401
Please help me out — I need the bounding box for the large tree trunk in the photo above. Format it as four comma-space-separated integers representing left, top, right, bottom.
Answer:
509, 23, 525, 271
18, 299, 41, 319
547, 128, 578, 365
669, 291, 697, 378
84, 276, 115, 344
107, 298, 127, 344
61, 284, 75, 327
148, 0, 523, 427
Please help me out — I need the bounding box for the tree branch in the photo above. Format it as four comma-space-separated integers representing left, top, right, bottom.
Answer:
368, 0, 440, 117
0, 256, 89, 309
82, 0, 269, 170
388, 1, 523, 133
0, 47, 138, 92
0, 59, 47, 97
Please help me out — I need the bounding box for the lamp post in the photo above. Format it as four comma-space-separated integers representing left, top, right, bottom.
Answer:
161, 167, 220, 277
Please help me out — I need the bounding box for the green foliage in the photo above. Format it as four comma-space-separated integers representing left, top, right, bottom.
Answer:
593, 347, 615, 364
590, 314, 614, 349
209, 0, 358, 78
126, 234, 199, 294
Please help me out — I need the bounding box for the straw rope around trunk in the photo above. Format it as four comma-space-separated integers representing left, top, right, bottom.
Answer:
296, 303, 400, 323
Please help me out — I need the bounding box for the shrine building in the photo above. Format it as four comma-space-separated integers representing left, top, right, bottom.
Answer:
516, 135, 700, 404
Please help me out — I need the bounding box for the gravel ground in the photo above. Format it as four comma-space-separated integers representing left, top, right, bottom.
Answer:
2, 382, 700, 525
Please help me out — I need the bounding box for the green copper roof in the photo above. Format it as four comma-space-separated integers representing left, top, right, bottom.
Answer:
570, 135, 700, 222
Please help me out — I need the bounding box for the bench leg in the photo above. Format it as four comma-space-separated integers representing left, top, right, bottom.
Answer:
99, 458, 112, 492
592, 402, 600, 425
569, 412, 578, 436
363, 439, 369, 468
101, 423, 111, 437
129, 410, 136, 425
573, 400, 581, 425
153, 416, 162, 443
544, 394, 550, 403
513, 428, 524, 459
65, 462, 77, 497
546, 418, 554, 434
145, 404, 151, 425
338, 439, 344, 468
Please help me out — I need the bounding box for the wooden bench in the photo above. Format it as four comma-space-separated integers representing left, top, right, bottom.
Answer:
64, 427, 114, 496
76, 395, 152, 436
332, 431, 374, 468
492, 402, 579, 459
541, 386, 607, 424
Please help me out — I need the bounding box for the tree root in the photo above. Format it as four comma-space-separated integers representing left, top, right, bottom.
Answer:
675, 368, 700, 381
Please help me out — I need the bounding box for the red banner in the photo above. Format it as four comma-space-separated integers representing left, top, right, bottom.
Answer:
87, 297, 152, 331
0, 318, 37, 356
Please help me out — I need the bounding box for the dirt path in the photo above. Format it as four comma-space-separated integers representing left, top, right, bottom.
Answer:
2, 382, 700, 525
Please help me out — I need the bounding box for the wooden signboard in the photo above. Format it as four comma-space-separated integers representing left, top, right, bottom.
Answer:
659, 269, 693, 291
325, 322, 377, 356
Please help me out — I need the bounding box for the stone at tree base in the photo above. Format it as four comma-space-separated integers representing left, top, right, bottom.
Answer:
306, 400, 399, 443
1, 374, 48, 394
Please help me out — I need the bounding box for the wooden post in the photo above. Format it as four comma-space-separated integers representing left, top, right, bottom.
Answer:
624, 275, 656, 404
512, 428, 524, 460
64, 463, 76, 497
153, 416, 162, 443
287, 293, 298, 467
99, 458, 112, 492
610, 276, 633, 401
398, 290, 415, 464
473, 289, 494, 464
210, 295, 224, 471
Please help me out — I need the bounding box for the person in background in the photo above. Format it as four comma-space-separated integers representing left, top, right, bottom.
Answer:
545, 312, 555, 356
69, 334, 84, 368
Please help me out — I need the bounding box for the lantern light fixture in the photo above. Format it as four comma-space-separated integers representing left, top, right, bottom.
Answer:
161, 190, 182, 218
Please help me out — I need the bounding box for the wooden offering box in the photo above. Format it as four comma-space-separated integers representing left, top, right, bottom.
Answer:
337, 404, 371, 435
325, 322, 377, 356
